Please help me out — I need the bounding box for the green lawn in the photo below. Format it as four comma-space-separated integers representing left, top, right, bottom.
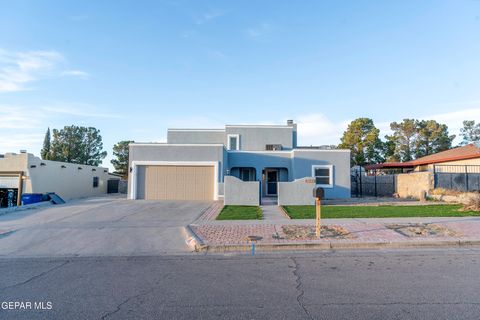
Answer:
216, 205, 263, 220
282, 205, 480, 219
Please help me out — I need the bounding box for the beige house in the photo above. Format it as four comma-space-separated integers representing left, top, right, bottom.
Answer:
0, 152, 120, 207
365, 143, 480, 173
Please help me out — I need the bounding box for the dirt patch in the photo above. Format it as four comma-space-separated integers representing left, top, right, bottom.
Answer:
279, 225, 354, 240
386, 223, 460, 238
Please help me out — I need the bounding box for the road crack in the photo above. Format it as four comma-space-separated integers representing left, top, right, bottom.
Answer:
1, 260, 70, 291
99, 287, 156, 319
291, 257, 313, 320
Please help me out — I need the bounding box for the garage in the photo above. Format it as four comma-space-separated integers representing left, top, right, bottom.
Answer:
136, 165, 215, 201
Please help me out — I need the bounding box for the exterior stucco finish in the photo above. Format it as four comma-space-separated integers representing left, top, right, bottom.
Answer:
0, 153, 116, 200
224, 176, 260, 205
226, 126, 294, 150
278, 178, 316, 205
167, 130, 225, 144
128, 144, 225, 198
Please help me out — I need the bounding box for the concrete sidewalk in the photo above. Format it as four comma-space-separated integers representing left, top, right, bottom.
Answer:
187, 215, 480, 252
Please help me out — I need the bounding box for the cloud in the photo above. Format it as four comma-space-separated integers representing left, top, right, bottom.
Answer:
61, 69, 90, 79
0, 49, 89, 93
277, 107, 480, 146
246, 22, 273, 39
294, 113, 349, 146
0, 133, 44, 151
195, 9, 227, 24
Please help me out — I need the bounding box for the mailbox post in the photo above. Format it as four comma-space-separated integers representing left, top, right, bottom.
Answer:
313, 187, 324, 237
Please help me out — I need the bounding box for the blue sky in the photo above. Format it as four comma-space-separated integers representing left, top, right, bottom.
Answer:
1, 0, 480, 169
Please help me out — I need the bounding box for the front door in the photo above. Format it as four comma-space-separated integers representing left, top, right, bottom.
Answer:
265, 169, 278, 196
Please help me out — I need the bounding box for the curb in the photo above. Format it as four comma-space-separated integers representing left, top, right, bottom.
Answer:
183, 225, 207, 252
278, 206, 292, 220
195, 239, 480, 253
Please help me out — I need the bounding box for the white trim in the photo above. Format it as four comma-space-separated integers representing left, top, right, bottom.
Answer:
294, 149, 350, 153
130, 161, 219, 201
226, 125, 290, 128
130, 143, 225, 147
311, 164, 334, 189
227, 134, 240, 151
167, 128, 225, 132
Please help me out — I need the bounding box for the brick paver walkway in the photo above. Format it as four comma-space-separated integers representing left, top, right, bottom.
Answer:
195, 201, 224, 221
189, 216, 480, 248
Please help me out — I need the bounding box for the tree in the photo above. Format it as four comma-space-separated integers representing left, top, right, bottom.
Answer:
40, 127, 51, 160
385, 119, 417, 162
414, 120, 455, 158
460, 120, 480, 145
111, 140, 134, 178
338, 118, 384, 166
49, 125, 107, 166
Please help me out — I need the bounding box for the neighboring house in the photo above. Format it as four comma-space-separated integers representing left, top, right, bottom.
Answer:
365, 143, 480, 173
361, 143, 480, 197
128, 120, 351, 204
0, 152, 120, 207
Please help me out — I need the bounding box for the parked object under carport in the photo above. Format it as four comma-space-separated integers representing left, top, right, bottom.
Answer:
21, 193, 43, 205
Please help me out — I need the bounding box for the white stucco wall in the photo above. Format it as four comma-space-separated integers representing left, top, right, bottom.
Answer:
0, 153, 116, 200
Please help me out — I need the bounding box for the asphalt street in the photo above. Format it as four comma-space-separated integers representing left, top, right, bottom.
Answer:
1, 248, 480, 319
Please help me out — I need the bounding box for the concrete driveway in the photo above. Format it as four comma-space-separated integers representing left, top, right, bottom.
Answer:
0, 196, 212, 257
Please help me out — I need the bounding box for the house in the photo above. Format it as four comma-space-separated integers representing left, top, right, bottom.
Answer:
365, 143, 480, 173
0, 152, 120, 207
361, 143, 480, 197
128, 120, 351, 205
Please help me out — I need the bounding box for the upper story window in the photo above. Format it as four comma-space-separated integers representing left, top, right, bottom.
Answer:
311, 165, 333, 188
227, 134, 240, 150
266, 144, 282, 151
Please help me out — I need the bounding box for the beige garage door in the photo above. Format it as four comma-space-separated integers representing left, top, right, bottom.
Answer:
137, 165, 214, 200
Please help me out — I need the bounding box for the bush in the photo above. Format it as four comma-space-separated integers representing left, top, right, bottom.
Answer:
462, 192, 480, 212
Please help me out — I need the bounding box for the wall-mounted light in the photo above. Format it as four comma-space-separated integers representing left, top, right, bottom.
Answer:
129, 167, 132, 173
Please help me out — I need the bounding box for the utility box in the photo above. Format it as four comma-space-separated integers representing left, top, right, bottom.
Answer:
313, 187, 324, 199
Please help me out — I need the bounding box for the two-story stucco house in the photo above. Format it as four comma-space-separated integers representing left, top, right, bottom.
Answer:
128, 120, 350, 205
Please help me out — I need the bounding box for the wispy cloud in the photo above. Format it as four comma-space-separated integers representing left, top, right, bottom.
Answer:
246, 22, 274, 39
61, 69, 90, 79
0, 49, 89, 93
292, 107, 480, 147
195, 9, 227, 24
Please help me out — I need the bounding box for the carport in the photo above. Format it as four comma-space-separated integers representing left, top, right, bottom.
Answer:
0, 171, 23, 207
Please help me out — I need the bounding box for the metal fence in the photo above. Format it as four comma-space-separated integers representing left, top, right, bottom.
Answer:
351, 169, 396, 197
433, 165, 480, 192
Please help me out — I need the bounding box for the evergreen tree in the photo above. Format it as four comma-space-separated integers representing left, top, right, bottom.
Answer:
338, 118, 384, 166
111, 140, 134, 178
460, 120, 480, 145
414, 120, 455, 158
40, 127, 51, 160
49, 125, 107, 166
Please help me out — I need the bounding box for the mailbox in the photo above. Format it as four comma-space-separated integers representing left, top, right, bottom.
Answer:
313, 187, 324, 199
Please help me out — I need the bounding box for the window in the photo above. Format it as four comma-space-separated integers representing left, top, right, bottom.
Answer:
239, 168, 256, 181
266, 144, 282, 151
93, 177, 99, 188
311, 165, 333, 188
227, 134, 240, 150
